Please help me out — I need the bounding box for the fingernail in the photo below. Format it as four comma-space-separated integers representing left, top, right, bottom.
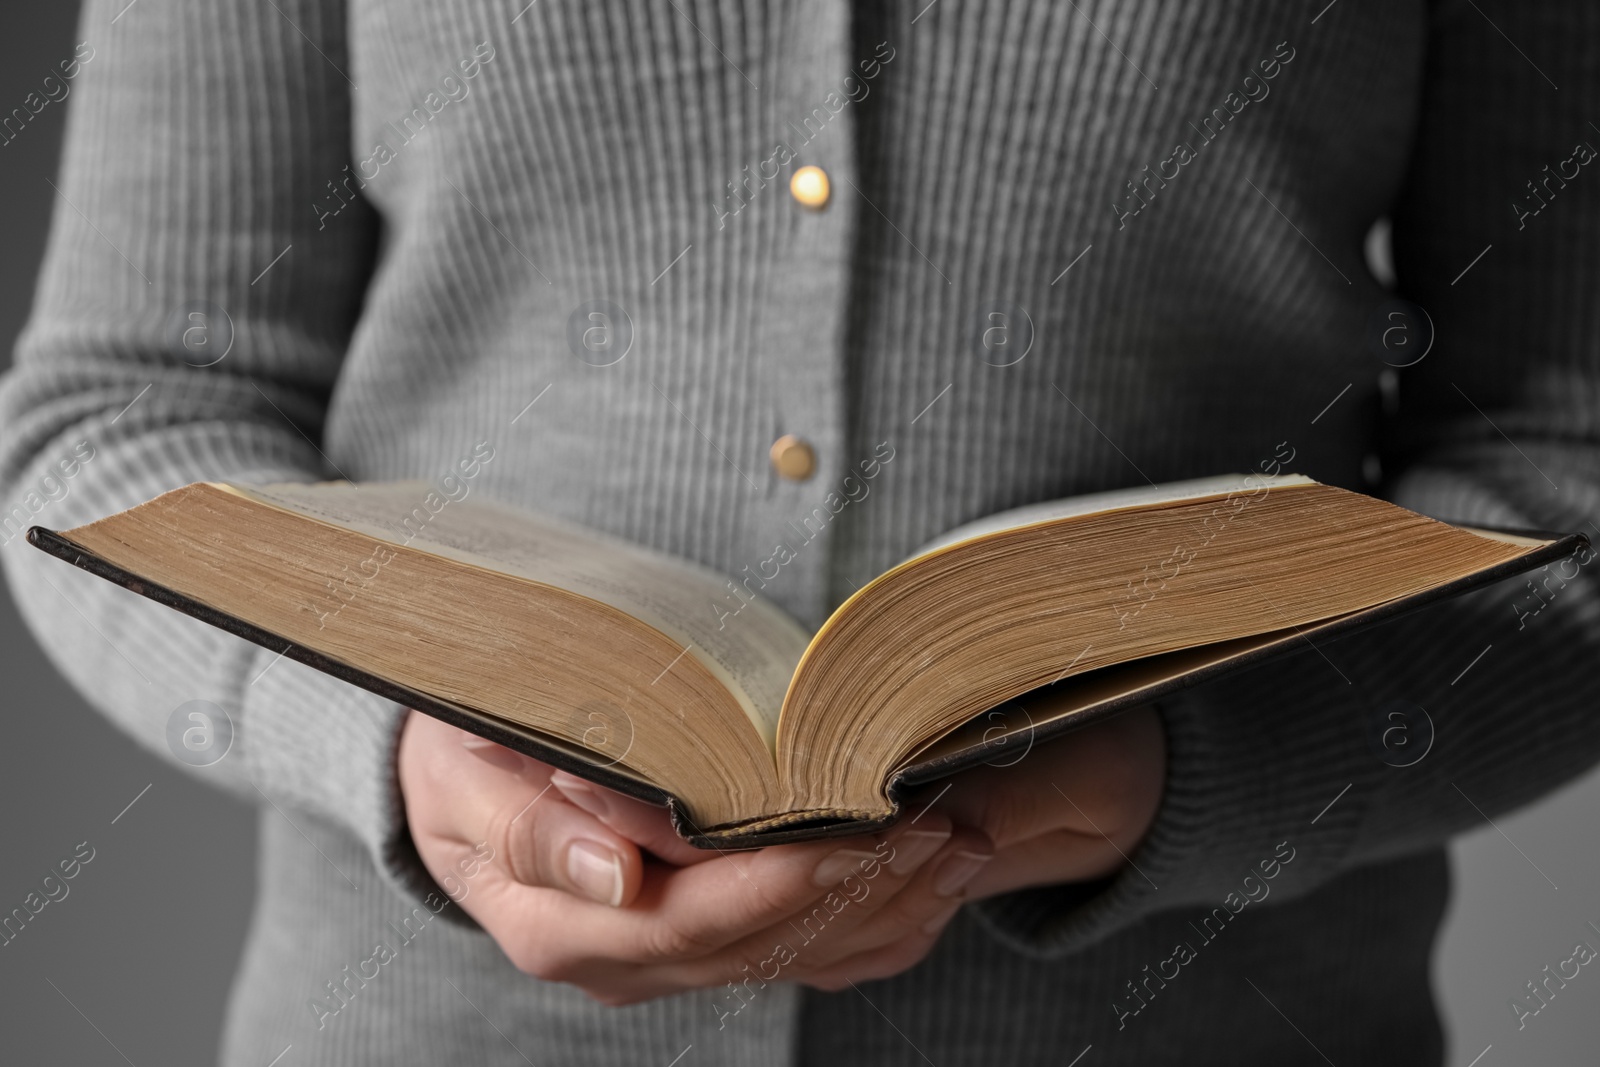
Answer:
812, 849, 882, 888
462, 736, 526, 774
566, 840, 625, 906
552, 772, 611, 820
887, 829, 950, 876
934, 850, 992, 898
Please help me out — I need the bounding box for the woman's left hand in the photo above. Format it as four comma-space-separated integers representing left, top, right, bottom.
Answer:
925, 704, 1167, 901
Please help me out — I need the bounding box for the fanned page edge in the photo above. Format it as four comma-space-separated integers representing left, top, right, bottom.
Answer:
884, 528, 1583, 785
23, 526, 673, 803
210, 480, 810, 752
783, 474, 1318, 712
722, 523, 1587, 849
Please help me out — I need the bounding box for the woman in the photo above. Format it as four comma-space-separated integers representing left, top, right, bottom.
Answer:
4, 0, 1597, 1063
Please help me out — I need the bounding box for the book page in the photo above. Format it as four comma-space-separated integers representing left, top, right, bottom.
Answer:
221, 482, 811, 749
910, 473, 1317, 558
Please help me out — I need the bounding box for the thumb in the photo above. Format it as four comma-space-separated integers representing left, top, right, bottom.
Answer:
488, 778, 647, 907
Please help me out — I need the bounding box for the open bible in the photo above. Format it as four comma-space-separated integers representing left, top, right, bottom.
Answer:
28, 474, 1583, 846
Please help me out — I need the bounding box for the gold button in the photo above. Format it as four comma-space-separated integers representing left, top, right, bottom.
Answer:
790, 165, 830, 210
769, 434, 816, 481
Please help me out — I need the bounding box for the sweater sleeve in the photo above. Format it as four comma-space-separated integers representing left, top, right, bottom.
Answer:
974, 0, 1600, 957
0, 0, 439, 906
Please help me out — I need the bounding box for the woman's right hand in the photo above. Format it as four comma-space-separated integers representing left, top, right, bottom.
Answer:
396, 710, 994, 1005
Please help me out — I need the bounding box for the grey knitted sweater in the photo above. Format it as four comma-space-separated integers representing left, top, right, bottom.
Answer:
5, 0, 1599, 1063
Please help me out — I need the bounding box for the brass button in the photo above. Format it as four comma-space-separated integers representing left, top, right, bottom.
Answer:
789, 165, 831, 210
769, 434, 816, 481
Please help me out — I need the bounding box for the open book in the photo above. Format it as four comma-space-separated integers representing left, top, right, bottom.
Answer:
28, 474, 1582, 846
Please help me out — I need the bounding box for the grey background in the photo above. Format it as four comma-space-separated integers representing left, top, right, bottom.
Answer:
0, 5, 1596, 1065
0, 8, 258, 1065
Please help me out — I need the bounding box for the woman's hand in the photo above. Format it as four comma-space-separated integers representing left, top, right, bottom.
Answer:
398, 704, 1163, 1003
929, 704, 1167, 901
397, 711, 995, 1004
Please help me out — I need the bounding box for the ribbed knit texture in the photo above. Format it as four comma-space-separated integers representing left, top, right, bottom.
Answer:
3, 0, 1598, 1063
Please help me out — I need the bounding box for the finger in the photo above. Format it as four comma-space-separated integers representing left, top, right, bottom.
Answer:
512, 810, 953, 970
627, 815, 975, 990
489, 779, 650, 906
742, 822, 992, 973
1040, 704, 1165, 840
796, 840, 997, 992
930, 704, 1165, 849
615, 822, 989, 1002
402, 714, 647, 906
403, 713, 549, 833
488, 870, 961, 1011
548, 770, 714, 866
470, 816, 972, 1004
960, 827, 1130, 900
